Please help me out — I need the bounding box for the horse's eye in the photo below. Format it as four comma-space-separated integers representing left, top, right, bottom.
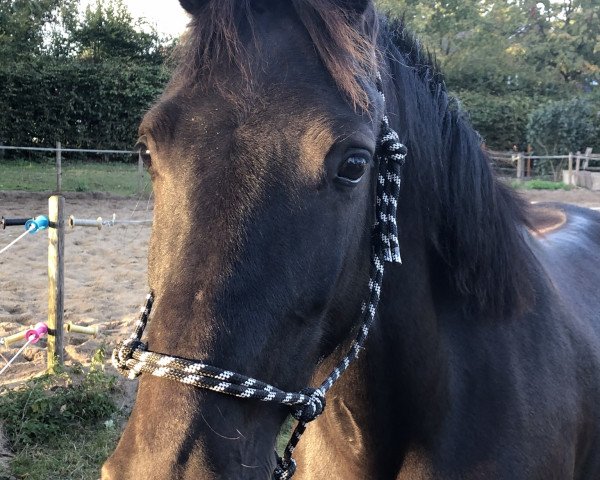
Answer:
337, 156, 369, 183
135, 136, 152, 169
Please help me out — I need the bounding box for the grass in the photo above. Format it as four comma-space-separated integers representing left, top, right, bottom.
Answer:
0, 350, 123, 480
511, 179, 573, 190
0, 347, 297, 480
0, 159, 149, 196
8, 426, 121, 480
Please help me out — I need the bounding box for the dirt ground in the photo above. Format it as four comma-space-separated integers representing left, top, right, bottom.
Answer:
0, 191, 151, 388
1, 187, 599, 388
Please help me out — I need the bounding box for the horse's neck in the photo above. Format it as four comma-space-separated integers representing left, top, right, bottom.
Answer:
297, 242, 448, 478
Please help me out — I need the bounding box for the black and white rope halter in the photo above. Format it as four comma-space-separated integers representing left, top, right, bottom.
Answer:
112, 74, 407, 480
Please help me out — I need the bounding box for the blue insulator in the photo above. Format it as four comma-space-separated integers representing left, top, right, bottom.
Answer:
24, 215, 49, 233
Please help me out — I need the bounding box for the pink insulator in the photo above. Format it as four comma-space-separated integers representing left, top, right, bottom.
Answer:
25, 322, 48, 344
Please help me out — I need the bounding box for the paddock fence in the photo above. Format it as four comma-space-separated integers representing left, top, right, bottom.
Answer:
0, 143, 148, 195
1, 194, 152, 376
487, 147, 600, 189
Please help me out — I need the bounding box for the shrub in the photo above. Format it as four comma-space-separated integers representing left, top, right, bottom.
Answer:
0, 58, 170, 152
526, 96, 600, 155
454, 91, 543, 150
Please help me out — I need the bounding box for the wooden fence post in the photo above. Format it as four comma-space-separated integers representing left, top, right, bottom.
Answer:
47, 195, 65, 373
516, 153, 524, 179
138, 150, 144, 194
56, 141, 62, 192
568, 152, 573, 185
583, 147, 592, 170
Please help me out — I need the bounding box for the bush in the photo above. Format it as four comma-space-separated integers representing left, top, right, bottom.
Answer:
0, 58, 170, 152
526, 96, 600, 155
455, 90, 543, 150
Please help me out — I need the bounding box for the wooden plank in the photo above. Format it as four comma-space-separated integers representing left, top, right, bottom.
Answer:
56, 141, 62, 192
47, 195, 65, 372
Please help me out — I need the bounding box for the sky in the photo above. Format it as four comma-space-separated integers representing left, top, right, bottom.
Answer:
79, 1, 191, 38
124, 1, 191, 37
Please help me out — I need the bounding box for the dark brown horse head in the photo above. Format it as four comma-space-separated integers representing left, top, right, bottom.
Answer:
103, 1, 387, 478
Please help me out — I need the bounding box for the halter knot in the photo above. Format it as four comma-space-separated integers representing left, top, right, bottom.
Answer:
112, 339, 145, 377
290, 388, 326, 423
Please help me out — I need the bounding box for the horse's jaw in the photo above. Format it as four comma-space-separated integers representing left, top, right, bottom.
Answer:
102, 377, 283, 480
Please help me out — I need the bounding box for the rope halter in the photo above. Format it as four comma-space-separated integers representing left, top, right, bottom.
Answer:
112, 74, 407, 480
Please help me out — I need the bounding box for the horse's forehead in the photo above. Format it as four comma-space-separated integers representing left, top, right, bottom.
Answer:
150, 77, 373, 150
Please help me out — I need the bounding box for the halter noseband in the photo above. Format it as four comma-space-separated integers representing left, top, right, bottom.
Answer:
112, 74, 407, 479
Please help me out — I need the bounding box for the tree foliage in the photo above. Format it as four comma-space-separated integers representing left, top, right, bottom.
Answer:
0, 0, 172, 151
377, 0, 600, 149
456, 91, 541, 150
526, 96, 600, 154
72, 0, 169, 63
1, 0, 598, 152
0, 0, 77, 59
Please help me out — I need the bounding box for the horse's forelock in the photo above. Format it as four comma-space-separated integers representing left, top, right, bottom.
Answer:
173, 0, 379, 110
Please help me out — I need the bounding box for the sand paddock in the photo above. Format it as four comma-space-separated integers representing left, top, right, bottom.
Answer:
0, 191, 151, 387
1, 188, 600, 388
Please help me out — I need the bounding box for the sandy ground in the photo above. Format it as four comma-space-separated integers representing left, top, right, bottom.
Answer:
0, 191, 152, 388
1, 187, 600, 388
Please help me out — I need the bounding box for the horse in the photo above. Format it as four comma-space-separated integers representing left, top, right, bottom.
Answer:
102, 1, 600, 479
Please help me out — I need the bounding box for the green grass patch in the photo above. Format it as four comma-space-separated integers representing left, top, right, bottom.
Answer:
511, 179, 572, 190
7, 425, 121, 480
0, 350, 123, 479
0, 159, 149, 196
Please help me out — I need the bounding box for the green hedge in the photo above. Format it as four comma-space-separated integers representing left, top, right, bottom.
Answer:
527, 96, 600, 154
454, 90, 546, 150
0, 58, 170, 152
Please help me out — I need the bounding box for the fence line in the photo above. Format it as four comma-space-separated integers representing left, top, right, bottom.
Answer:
1, 195, 151, 373
0, 145, 135, 154
487, 147, 599, 184
0, 143, 145, 194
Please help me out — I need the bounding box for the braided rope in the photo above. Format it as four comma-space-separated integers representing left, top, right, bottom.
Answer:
112, 74, 406, 480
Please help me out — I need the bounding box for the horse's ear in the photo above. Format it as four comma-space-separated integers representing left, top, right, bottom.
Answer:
179, 0, 209, 15
332, 0, 371, 14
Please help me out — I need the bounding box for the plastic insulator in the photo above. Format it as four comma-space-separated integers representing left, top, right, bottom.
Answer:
65, 323, 99, 336
2, 330, 27, 348
24, 215, 50, 233
25, 322, 48, 344
1, 217, 29, 229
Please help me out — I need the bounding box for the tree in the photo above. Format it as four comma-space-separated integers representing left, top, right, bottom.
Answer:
72, 0, 169, 64
527, 96, 600, 155
0, 0, 173, 149
0, 0, 77, 60
520, 0, 600, 87
376, 0, 599, 95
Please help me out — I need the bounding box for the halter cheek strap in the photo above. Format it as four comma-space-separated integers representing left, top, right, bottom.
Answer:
112, 74, 407, 480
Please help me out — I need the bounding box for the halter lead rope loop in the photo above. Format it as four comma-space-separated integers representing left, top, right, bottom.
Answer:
112, 74, 406, 480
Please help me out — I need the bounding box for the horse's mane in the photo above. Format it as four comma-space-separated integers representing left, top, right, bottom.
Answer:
382, 19, 536, 318
174, 0, 379, 109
